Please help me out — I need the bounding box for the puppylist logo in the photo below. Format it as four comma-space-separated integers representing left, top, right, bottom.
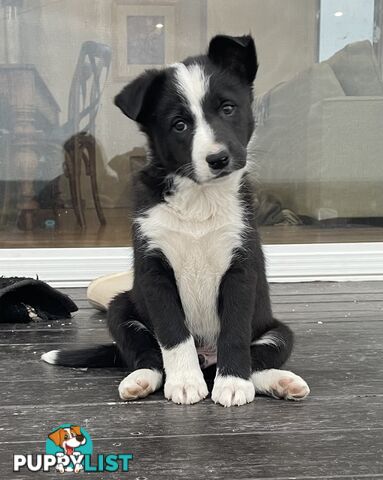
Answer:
13, 424, 133, 474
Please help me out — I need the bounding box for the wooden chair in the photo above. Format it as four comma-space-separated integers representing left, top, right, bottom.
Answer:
57, 41, 112, 228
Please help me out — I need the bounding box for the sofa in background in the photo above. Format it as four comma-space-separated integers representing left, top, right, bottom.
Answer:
249, 40, 383, 221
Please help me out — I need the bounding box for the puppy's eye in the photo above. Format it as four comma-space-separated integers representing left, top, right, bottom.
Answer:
221, 103, 235, 116
173, 120, 187, 132
64, 434, 69, 440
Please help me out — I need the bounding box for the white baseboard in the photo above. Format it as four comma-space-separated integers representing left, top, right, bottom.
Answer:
1, 243, 383, 287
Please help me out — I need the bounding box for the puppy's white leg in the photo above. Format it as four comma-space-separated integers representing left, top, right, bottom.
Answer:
118, 369, 163, 401
162, 336, 208, 405
212, 375, 255, 407
251, 369, 310, 401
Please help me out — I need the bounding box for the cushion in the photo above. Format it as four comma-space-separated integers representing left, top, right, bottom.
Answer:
325, 40, 383, 96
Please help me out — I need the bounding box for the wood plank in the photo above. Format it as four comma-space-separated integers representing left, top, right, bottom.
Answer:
272, 293, 383, 303
70, 293, 383, 310
1, 396, 382, 440
270, 281, 383, 295
0, 327, 112, 345
1, 320, 380, 346
1, 293, 382, 334
272, 301, 383, 313
0, 312, 107, 331
1, 430, 383, 479
68, 298, 383, 312
0, 320, 382, 399
0, 356, 382, 403
1, 310, 381, 334
60, 281, 383, 299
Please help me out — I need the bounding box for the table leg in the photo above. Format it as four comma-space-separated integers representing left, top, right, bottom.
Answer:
12, 106, 40, 231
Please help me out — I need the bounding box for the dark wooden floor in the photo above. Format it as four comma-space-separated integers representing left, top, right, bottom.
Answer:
1, 282, 383, 479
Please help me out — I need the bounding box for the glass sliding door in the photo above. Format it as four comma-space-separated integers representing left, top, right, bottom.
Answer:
1, 0, 382, 249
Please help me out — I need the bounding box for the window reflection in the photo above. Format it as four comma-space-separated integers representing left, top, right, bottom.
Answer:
0, 0, 382, 247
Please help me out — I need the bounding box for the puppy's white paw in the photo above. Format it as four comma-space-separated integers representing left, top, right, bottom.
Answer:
164, 374, 208, 405
118, 369, 163, 401
251, 369, 310, 401
212, 375, 255, 407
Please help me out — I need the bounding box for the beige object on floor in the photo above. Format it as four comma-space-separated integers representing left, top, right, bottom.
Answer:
87, 271, 134, 311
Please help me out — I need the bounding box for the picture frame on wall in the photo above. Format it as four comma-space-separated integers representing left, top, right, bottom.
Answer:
113, 3, 175, 80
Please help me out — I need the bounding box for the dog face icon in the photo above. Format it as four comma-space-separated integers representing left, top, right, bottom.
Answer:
48, 425, 86, 455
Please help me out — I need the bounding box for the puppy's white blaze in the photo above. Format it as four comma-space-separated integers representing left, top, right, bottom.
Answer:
173, 63, 217, 182
252, 333, 285, 349
173, 62, 209, 110
41, 350, 59, 364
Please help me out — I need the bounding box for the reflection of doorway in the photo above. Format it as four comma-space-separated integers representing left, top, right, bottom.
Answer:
319, 0, 375, 61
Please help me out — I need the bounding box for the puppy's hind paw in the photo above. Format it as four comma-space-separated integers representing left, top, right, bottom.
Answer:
252, 369, 310, 401
118, 369, 163, 401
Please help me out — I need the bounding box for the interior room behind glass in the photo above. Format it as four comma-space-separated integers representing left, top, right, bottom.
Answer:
1, 0, 382, 247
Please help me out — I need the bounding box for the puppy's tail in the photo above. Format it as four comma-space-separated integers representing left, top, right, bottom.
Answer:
41, 344, 123, 368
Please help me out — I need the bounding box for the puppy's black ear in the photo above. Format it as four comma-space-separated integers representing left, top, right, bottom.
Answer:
114, 69, 161, 123
208, 34, 258, 84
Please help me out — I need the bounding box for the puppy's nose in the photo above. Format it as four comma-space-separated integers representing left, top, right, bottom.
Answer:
206, 150, 230, 170
76, 434, 85, 442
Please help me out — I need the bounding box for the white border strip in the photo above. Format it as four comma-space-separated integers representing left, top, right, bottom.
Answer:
264, 242, 383, 282
1, 243, 383, 287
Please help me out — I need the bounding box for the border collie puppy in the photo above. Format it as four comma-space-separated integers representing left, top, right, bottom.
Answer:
42, 35, 310, 407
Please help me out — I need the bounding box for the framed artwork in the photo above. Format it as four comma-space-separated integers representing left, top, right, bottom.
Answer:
113, 3, 175, 80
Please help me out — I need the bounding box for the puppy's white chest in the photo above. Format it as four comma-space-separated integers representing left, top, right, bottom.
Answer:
137, 176, 245, 346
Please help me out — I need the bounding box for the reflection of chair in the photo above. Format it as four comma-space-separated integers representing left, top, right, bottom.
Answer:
55, 41, 112, 228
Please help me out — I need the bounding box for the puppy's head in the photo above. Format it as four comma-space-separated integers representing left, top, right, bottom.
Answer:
48, 426, 86, 452
115, 34, 258, 183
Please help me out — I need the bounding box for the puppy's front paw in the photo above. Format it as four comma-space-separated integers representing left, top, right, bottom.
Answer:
164, 374, 208, 405
212, 375, 255, 407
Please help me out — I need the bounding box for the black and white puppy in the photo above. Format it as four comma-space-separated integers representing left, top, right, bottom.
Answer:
42, 35, 310, 407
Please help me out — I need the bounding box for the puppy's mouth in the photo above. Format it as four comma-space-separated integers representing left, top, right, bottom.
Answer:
213, 170, 231, 179
210, 161, 247, 181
